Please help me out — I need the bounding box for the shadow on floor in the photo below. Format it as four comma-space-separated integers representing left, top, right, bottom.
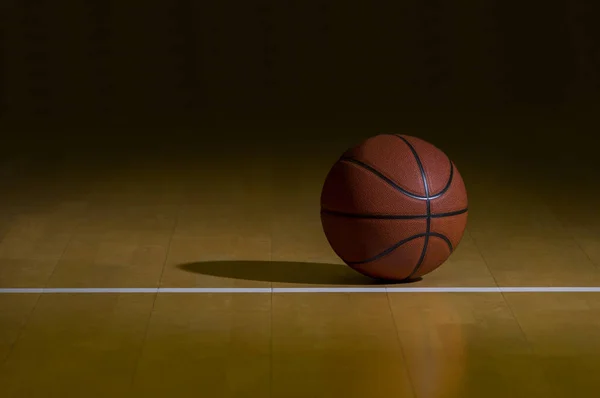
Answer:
178, 260, 420, 285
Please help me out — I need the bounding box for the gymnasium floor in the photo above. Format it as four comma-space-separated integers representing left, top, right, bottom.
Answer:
0, 125, 599, 398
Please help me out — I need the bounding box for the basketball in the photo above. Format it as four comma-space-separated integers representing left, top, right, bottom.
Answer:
320, 134, 468, 281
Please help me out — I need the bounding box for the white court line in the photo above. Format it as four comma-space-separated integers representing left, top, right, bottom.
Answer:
2, 287, 600, 294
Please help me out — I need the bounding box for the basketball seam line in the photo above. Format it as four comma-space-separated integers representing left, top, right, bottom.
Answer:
382, 133, 455, 199
339, 149, 454, 200
320, 207, 468, 220
345, 232, 453, 265
339, 157, 425, 199
394, 135, 431, 280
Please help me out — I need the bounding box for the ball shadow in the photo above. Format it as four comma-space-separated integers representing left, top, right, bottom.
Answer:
177, 260, 421, 285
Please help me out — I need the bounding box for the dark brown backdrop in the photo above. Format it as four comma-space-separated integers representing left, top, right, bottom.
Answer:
0, 0, 598, 156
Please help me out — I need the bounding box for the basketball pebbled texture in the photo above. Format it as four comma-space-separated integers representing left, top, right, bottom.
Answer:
320, 134, 468, 281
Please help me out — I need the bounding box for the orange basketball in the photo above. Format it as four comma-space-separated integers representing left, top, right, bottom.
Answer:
320, 134, 468, 281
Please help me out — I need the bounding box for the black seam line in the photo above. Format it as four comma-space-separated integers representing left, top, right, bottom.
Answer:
339, 157, 426, 199
430, 233, 453, 252
320, 207, 468, 220
382, 133, 455, 197
394, 135, 430, 280
344, 232, 454, 266
339, 157, 454, 200
346, 233, 427, 265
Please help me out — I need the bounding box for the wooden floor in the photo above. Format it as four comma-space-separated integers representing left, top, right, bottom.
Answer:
0, 126, 599, 398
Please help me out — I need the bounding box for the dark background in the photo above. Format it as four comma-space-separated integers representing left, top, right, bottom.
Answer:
0, 0, 599, 170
